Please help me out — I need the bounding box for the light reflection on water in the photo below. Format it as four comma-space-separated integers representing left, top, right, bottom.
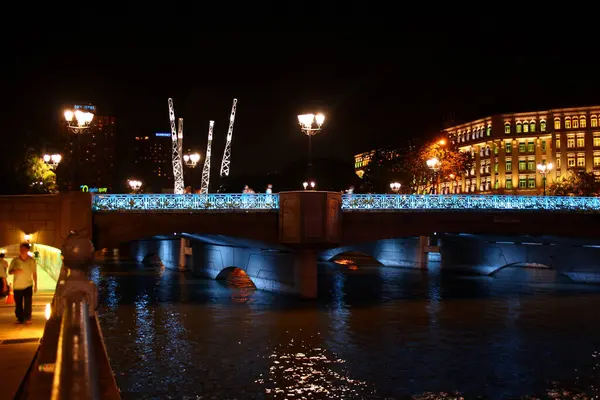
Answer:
95, 262, 600, 399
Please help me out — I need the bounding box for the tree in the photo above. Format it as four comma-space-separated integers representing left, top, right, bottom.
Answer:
548, 171, 600, 197
406, 138, 473, 194
23, 155, 58, 194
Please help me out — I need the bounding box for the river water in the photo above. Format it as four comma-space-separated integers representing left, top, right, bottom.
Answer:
93, 259, 600, 399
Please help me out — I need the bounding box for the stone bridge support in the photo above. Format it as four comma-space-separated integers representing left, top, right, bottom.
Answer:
440, 234, 600, 282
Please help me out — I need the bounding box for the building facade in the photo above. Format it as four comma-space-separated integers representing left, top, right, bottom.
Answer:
354, 141, 417, 178
443, 106, 600, 195
134, 132, 172, 192
58, 104, 116, 191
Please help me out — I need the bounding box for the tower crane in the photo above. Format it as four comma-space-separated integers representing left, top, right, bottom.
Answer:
168, 98, 185, 194
219, 98, 238, 177
200, 120, 215, 194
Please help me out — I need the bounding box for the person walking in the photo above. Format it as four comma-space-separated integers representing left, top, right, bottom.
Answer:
0, 252, 7, 299
8, 243, 37, 324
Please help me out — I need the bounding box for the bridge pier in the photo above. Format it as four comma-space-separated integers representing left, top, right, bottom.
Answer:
296, 250, 318, 299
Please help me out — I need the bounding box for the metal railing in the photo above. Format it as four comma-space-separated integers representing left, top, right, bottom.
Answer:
92, 193, 279, 212
51, 300, 100, 400
341, 194, 600, 212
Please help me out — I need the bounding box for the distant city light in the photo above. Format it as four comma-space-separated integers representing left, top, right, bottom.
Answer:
155, 133, 171, 137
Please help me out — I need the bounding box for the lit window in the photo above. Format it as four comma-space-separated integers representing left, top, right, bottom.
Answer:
567, 156, 575, 167
506, 179, 513, 189
580, 116, 587, 128
540, 120, 547, 131
567, 137, 575, 148
494, 163, 499, 173
541, 140, 546, 152
528, 160, 535, 170
523, 123, 529, 133
505, 141, 512, 153
519, 177, 527, 188
528, 177, 536, 188
519, 142, 526, 152
577, 137, 585, 147
573, 118, 579, 129
506, 160, 512, 171
530, 121, 536, 132
527, 142, 535, 152
554, 118, 561, 129
594, 156, 600, 167
556, 156, 561, 168
486, 125, 491, 136
577, 156, 585, 167
504, 123, 511, 134
494, 146, 498, 155
556, 139, 561, 149
519, 160, 526, 171
516, 122, 522, 133
594, 136, 600, 147
565, 117, 572, 129
591, 115, 598, 127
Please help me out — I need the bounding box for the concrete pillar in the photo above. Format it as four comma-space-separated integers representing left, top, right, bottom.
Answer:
296, 250, 318, 299
179, 238, 192, 271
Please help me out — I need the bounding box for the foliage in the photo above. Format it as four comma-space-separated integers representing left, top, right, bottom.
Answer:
359, 152, 413, 193
24, 155, 58, 193
406, 139, 473, 193
547, 170, 600, 197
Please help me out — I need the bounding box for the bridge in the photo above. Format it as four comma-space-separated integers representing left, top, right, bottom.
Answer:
2, 192, 600, 301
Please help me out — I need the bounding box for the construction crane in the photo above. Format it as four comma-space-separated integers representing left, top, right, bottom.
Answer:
200, 120, 215, 194
219, 98, 238, 177
177, 117, 184, 161
168, 98, 185, 194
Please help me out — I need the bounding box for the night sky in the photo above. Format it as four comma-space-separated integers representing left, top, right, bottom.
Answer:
4, 22, 600, 178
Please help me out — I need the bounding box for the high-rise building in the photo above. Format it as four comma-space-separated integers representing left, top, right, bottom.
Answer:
134, 132, 172, 192
443, 105, 600, 194
58, 104, 116, 191
354, 140, 417, 178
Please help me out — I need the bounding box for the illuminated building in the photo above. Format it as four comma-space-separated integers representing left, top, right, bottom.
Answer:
58, 104, 116, 191
134, 133, 172, 191
443, 106, 600, 194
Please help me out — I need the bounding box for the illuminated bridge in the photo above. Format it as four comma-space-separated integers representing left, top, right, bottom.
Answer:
2, 192, 600, 301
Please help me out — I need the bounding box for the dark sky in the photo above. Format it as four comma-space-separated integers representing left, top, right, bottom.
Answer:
4, 21, 600, 178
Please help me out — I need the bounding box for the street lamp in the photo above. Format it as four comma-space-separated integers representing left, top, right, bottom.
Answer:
128, 179, 142, 193
303, 181, 308, 190
537, 162, 553, 196
297, 113, 325, 179
426, 157, 441, 194
390, 182, 401, 193
63, 108, 95, 191
183, 153, 201, 168
63, 109, 94, 134
43, 154, 62, 169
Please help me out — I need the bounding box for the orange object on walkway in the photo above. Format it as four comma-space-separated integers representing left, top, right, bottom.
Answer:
5, 284, 14, 304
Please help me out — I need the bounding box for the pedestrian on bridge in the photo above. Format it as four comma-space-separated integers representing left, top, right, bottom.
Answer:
8, 243, 37, 324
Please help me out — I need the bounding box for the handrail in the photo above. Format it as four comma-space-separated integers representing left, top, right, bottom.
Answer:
51, 299, 100, 400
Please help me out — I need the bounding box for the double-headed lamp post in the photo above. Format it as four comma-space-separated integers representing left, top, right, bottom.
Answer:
537, 162, 553, 196
297, 113, 325, 179
63, 108, 95, 190
426, 157, 441, 194
43, 154, 62, 169
390, 182, 401, 194
183, 153, 201, 168
128, 179, 142, 193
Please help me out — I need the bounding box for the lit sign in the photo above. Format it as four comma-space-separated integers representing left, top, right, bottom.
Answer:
81, 185, 107, 193
74, 104, 96, 112
155, 133, 171, 137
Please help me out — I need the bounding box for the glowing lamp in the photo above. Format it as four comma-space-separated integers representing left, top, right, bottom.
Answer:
43, 154, 51, 162
302, 181, 308, 190
45, 304, 51, 320
64, 110, 74, 122
24, 234, 31, 242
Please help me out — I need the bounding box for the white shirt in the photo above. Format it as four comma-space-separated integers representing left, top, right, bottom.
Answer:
8, 257, 36, 290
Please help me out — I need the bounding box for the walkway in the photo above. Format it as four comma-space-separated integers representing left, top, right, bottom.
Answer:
0, 291, 54, 400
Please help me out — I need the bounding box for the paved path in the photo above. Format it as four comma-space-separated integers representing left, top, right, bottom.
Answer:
0, 291, 54, 400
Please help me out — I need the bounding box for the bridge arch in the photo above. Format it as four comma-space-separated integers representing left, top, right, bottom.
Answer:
216, 266, 257, 289
488, 262, 554, 276
320, 238, 425, 268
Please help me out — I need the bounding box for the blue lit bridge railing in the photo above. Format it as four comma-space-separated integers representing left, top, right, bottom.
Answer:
341, 194, 600, 212
92, 193, 279, 212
